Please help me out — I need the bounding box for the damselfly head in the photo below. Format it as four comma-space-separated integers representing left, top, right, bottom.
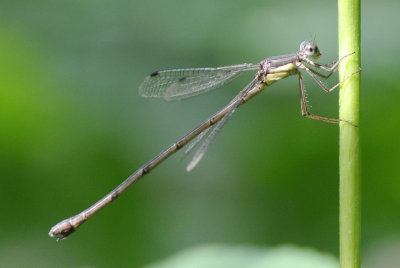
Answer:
300, 41, 322, 59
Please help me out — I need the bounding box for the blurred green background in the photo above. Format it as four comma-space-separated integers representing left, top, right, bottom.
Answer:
1, 0, 399, 267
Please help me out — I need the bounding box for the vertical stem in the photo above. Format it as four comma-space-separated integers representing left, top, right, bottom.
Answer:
338, 0, 361, 267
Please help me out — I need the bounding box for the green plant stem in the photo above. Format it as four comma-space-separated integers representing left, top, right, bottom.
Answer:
338, 0, 361, 267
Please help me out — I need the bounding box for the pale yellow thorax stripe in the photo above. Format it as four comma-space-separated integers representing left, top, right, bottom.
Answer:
264, 63, 297, 85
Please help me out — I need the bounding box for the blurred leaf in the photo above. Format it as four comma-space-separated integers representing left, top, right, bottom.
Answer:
145, 244, 339, 268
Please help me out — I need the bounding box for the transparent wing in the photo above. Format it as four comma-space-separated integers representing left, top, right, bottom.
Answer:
184, 127, 211, 157
186, 78, 260, 171
139, 63, 259, 101
186, 106, 237, 172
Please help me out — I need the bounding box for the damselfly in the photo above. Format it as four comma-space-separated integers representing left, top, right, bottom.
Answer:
49, 41, 358, 241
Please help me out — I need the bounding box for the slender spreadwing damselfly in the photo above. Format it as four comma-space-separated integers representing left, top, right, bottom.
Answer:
49, 41, 358, 241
